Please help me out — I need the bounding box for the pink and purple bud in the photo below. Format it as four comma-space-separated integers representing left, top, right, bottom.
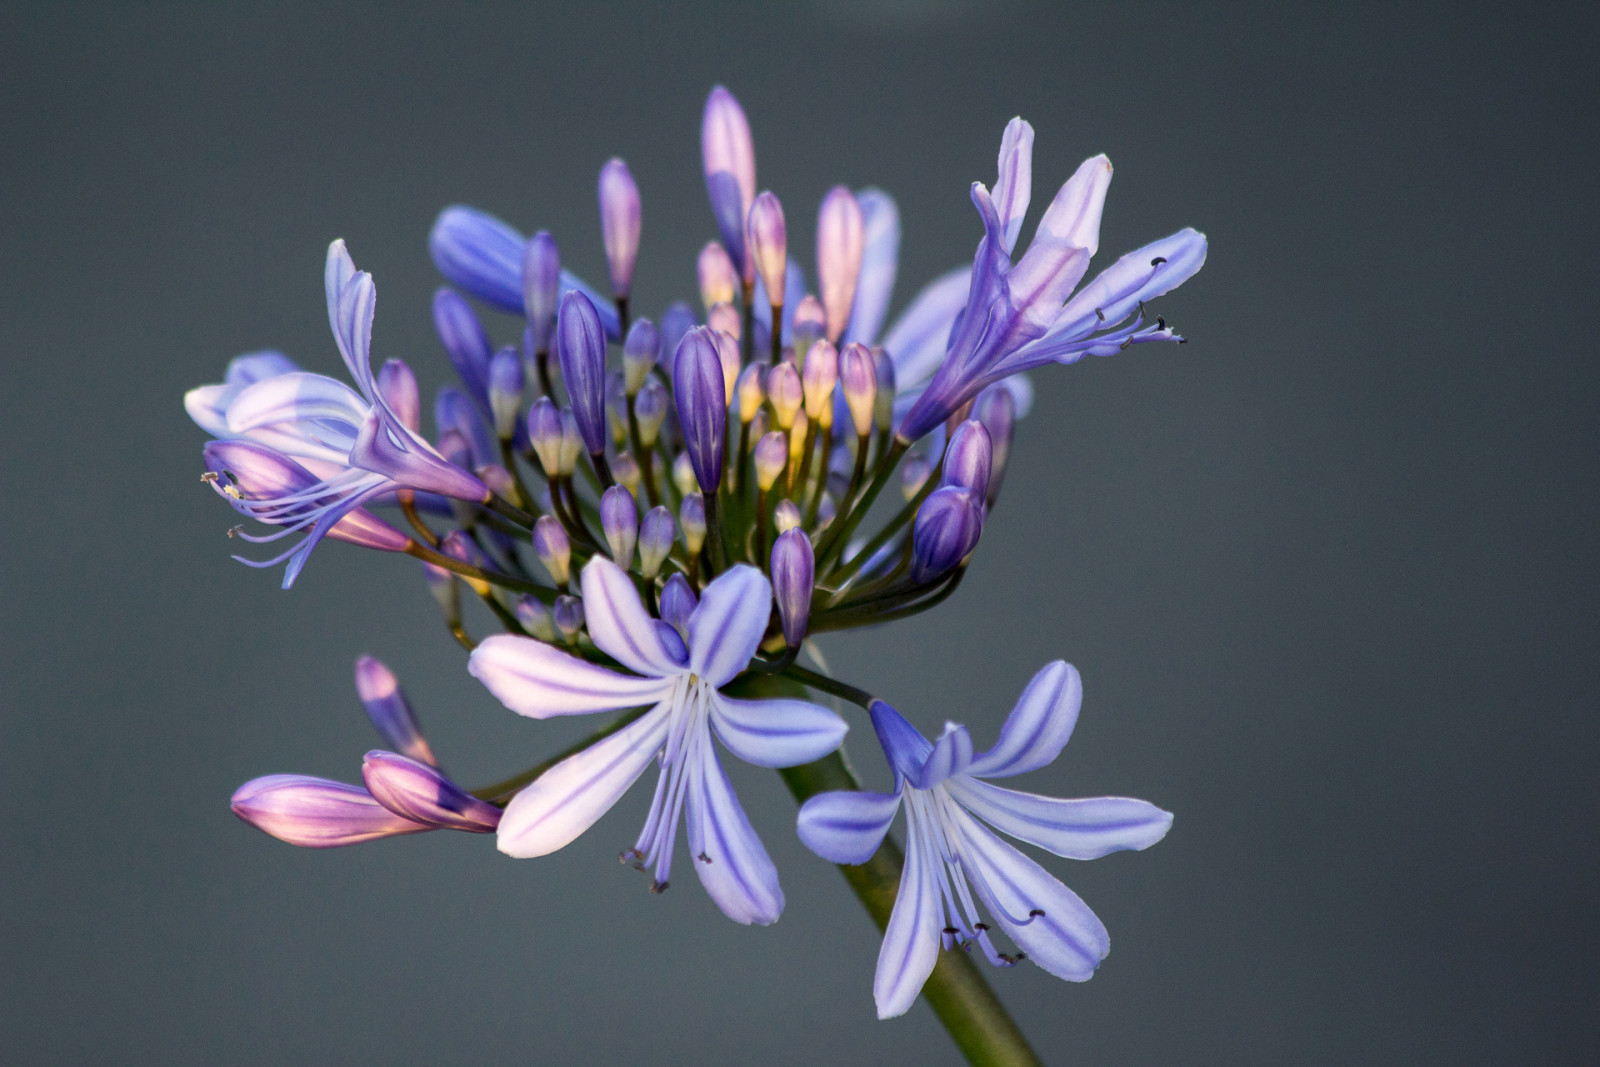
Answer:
638, 505, 675, 578
378, 359, 422, 434
802, 339, 839, 421
488, 346, 525, 439
773, 498, 803, 533
838, 342, 878, 437
556, 290, 609, 457
747, 191, 788, 305
708, 301, 741, 341
679, 492, 707, 557
231, 775, 428, 848
672, 327, 728, 494
634, 378, 669, 446
753, 431, 788, 492
533, 515, 572, 587
553, 595, 585, 642
522, 230, 561, 354
941, 420, 993, 502
816, 186, 865, 343
701, 85, 757, 283
771, 528, 814, 648
361, 751, 500, 833
698, 241, 739, 310
354, 656, 439, 768
514, 595, 558, 641
601, 484, 639, 565
736, 362, 767, 424
768, 360, 803, 429
527, 396, 564, 476
598, 158, 642, 298
910, 485, 984, 582
622, 318, 659, 395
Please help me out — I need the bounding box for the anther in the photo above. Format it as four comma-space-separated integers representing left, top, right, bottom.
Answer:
974, 922, 990, 932
697, 852, 713, 864
200, 471, 218, 483
1157, 317, 1167, 330
649, 879, 670, 895
1094, 307, 1105, 322
1028, 908, 1045, 918
227, 525, 244, 539
1151, 256, 1167, 266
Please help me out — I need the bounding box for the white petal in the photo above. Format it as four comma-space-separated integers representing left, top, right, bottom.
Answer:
957, 811, 1109, 982
948, 778, 1173, 859
685, 738, 784, 925
686, 564, 772, 688
469, 634, 671, 718
580, 557, 682, 677
796, 789, 900, 864
873, 820, 942, 1018
966, 661, 1082, 778
324, 239, 377, 397
711, 694, 848, 768
224, 372, 369, 436
496, 705, 670, 857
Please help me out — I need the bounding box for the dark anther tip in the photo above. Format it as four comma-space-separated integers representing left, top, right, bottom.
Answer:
697, 851, 713, 864
649, 879, 670, 895
1151, 256, 1167, 266
1028, 909, 1045, 918
1094, 307, 1105, 322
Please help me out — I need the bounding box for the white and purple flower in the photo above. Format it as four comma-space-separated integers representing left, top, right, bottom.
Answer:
469, 556, 848, 925
797, 661, 1172, 1018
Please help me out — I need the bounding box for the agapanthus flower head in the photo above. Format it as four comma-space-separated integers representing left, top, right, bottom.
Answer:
797, 662, 1172, 1018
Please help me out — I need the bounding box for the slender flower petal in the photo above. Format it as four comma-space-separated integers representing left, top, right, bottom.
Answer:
185, 351, 300, 436
685, 740, 784, 924
376, 359, 421, 434
946, 778, 1173, 859
993, 118, 1035, 255
354, 655, 438, 766
964, 660, 1082, 778
581, 551, 687, 675
710, 694, 848, 768
686, 565, 771, 687
873, 817, 943, 1018
598, 158, 642, 297
362, 751, 501, 832
469, 634, 671, 717
231, 775, 428, 848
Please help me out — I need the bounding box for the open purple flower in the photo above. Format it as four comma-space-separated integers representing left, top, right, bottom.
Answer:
796, 661, 1172, 1018
469, 556, 848, 925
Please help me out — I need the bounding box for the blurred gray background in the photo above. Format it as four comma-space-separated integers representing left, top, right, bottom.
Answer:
3, 2, 1597, 1063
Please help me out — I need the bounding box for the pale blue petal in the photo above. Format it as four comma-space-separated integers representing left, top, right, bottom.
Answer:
496, 705, 671, 857
879, 266, 970, 391
966, 660, 1082, 779
873, 820, 942, 1018
796, 789, 900, 864
710, 694, 847, 768
1047, 228, 1208, 345
868, 699, 934, 786
579, 557, 681, 678
843, 188, 900, 346
324, 240, 377, 397
469, 634, 672, 718
1005, 155, 1111, 333
224, 372, 369, 436
993, 118, 1034, 255
686, 564, 771, 688
913, 722, 974, 789
948, 778, 1173, 859
686, 737, 784, 925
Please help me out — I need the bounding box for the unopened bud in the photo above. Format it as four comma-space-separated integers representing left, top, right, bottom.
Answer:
698, 241, 739, 310
873, 347, 897, 432
612, 450, 642, 497
792, 295, 826, 365
558, 409, 582, 475
973, 385, 1016, 506
773, 498, 802, 533
522, 231, 561, 354
736, 362, 767, 424
901, 455, 932, 500
553, 595, 585, 643
638, 506, 675, 578
753, 431, 788, 492
623, 318, 659, 395
817, 185, 864, 343
514, 595, 558, 641
527, 397, 564, 477
708, 301, 741, 341
767, 361, 803, 429
635, 379, 668, 447
838, 342, 877, 438
672, 451, 697, 498
941, 420, 992, 501
354, 655, 437, 767
680, 492, 707, 557
746, 191, 788, 305
770, 528, 814, 648
910, 485, 984, 582
598, 157, 641, 298
532, 515, 571, 586
801, 340, 838, 421
601, 484, 639, 566
489, 346, 524, 439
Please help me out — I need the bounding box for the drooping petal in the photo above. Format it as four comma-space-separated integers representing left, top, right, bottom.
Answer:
685, 736, 784, 925
956, 812, 1110, 982
867, 699, 935, 786
361, 751, 501, 832
966, 660, 1082, 778
948, 778, 1173, 859
686, 564, 772, 688
880, 266, 970, 391
230, 774, 428, 848
913, 721, 974, 789
496, 704, 671, 857
873, 819, 943, 1018
710, 693, 847, 768
843, 188, 899, 346
993, 118, 1035, 254
469, 634, 672, 718
579, 557, 682, 678
796, 789, 900, 865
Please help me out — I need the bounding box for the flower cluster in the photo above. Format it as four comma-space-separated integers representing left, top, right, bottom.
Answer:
194, 86, 1201, 1024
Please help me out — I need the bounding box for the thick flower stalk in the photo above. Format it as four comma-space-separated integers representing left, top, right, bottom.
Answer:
192, 83, 1203, 1066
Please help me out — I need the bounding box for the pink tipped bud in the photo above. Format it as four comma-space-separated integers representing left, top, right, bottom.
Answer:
753, 431, 788, 492
816, 186, 864, 343
838, 342, 878, 438
598, 158, 641, 297
736, 362, 767, 424
698, 241, 739, 310
802, 340, 839, 420
792, 295, 826, 363
708, 301, 741, 341
747, 191, 788, 305
768, 360, 803, 430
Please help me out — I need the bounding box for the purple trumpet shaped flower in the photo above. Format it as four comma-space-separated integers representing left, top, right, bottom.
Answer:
468, 557, 848, 925
796, 661, 1172, 1018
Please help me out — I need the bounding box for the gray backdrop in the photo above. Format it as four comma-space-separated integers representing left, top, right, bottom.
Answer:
4, 2, 1597, 1063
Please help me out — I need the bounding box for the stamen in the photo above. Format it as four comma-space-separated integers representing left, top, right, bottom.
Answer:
1151, 256, 1167, 266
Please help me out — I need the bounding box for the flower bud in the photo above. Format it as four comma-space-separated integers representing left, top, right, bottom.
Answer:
527, 396, 563, 476
634, 378, 668, 447
767, 360, 803, 430
622, 317, 659, 395
680, 492, 707, 557
377, 358, 421, 434
353, 656, 437, 767
672, 327, 728, 494
514, 595, 558, 641
598, 157, 640, 298
362, 752, 500, 832
901, 455, 932, 501
736, 362, 767, 424
941, 420, 992, 501
773, 498, 802, 533
698, 241, 739, 310
556, 290, 609, 457
421, 560, 460, 620
788, 408, 810, 471
838, 342, 878, 438
231, 775, 427, 848
435, 388, 494, 468
613, 450, 642, 497
606, 371, 630, 446
522, 230, 561, 354
746, 191, 788, 305
488, 346, 524, 439
749, 405, 770, 442
817, 186, 864, 343
910, 485, 984, 582
753, 431, 788, 491
601, 484, 639, 566
713, 324, 741, 402
476, 463, 515, 501
440, 531, 491, 596
532, 515, 571, 586
558, 409, 583, 475
771, 528, 814, 648
702, 85, 756, 283
973, 385, 1015, 505
802, 340, 840, 422
672, 451, 697, 498
659, 573, 698, 638
708, 301, 740, 341
659, 300, 695, 373
815, 491, 837, 530
553, 595, 585, 642
792, 295, 826, 363
433, 288, 493, 407
873, 347, 897, 432
638, 505, 675, 578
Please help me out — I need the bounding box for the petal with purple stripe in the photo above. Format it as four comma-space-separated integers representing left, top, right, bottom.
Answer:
469, 634, 671, 718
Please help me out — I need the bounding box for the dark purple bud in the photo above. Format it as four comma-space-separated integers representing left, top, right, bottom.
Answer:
838, 342, 877, 437
698, 241, 739, 310
533, 515, 571, 586
623, 317, 659, 395
377, 359, 421, 433
941, 420, 993, 501
553, 595, 585, 642
910, 485, 984, 582
753, 430, 788, 491
601, 484, 639, 565
361, 752, 500, 833
488, 346, 525, 439
598, 158, 641, 297
557, 290, 609, 456
680, 492, 707, 557
973, 385, 1016, 505
672, 327, 728, 494
659, 572, 699, 637
634, 378, 669, 447
354, 656, 438, 767
432, 288, 493, 407
231, 775, 428, 848
771, 528, 814, 648
817, 186, 865, 343
638, 505, 675, 579
658, 300, 696, 374
872, 347, 897, 432
747, 191, 788, 304
522, 230, 561, 353
702, 85, 757, 282
514, 595, 558, 640
527, 396, 563, 476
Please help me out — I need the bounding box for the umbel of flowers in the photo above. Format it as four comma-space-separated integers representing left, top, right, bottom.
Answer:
189, 85, 1203, 1053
